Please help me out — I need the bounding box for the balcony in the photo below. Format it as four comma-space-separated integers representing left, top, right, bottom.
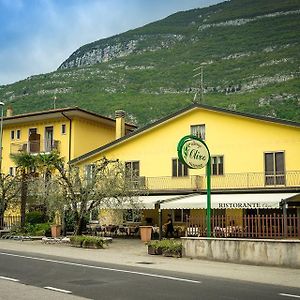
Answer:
143, 171, 300, 194
10, 139, 60, 155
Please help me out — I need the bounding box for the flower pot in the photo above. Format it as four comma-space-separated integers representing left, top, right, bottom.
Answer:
51, 225, 62, 238
139, 226, 152, 242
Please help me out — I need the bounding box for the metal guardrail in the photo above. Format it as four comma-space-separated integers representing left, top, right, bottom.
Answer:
10, 140, 60, 154
143, 171, 300, 192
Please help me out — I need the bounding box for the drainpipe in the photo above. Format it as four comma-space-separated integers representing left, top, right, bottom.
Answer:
61, 112, 72, 237
61, 112, 72, 163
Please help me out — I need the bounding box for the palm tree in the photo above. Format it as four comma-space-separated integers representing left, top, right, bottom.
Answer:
11, 152, 37, 227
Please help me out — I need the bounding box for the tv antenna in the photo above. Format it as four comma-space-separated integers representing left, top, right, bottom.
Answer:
193, 63, 207, 103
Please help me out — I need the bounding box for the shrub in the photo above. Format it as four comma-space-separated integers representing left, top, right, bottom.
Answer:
69, 236, 107, 249
25, 223, 51, 236
147, 239, 182, 257
25, 211, 46, 224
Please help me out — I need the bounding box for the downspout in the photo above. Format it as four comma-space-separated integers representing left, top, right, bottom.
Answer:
61, 112, 72, 237
61, 112, 72, 163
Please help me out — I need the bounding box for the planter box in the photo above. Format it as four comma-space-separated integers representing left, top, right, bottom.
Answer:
148, 245, 163, 255
162, 250, 182, 258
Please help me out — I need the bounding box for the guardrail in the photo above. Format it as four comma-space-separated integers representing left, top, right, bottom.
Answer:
10, 140, 60, 154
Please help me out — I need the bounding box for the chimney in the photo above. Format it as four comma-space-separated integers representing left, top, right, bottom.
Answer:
6, 105, 13, 117
115, 110, 126, 140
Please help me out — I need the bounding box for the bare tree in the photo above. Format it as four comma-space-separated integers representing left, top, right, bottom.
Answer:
49, 157, 145, 235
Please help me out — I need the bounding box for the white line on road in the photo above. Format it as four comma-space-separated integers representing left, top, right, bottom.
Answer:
44, 286, 72, 294
279, 293, 300, 299
0, 252, 201, 284
0, 276, 19, 282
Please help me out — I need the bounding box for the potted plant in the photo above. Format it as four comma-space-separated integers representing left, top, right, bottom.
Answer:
147, 240, 163, 255
161, 240, 182, 258
82, 236, 107, 249
70, 235, 85, 247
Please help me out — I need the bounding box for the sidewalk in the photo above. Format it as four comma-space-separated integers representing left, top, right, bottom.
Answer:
0, 238, 300, 288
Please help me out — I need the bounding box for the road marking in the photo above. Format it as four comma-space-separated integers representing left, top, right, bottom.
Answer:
279, 294, 300, 299
44, 286, 72, 294
0, 276, 19, 282
0, 252, 201, 284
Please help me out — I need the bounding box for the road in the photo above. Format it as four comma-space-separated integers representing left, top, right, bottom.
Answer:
0, 250, 300, 300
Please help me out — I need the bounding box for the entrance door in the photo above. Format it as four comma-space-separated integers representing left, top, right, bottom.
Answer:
264, 152, 285, 186
45, 126, 54, 152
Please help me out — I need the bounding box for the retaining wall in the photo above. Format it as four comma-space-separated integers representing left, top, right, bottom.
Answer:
182, 237, 300, 268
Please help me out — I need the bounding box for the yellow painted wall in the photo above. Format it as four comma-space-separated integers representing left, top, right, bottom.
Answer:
72, 117, 115, 158
2, 117, 70, 173
78, 107, 300, 178
2, 116, 116, 174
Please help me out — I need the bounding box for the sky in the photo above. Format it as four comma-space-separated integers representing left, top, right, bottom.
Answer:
0, 0, 222, 86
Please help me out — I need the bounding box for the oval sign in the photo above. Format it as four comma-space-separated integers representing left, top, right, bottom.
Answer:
177, 135, 210, 169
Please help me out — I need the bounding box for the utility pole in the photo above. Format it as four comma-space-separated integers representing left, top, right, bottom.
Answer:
193, 63, 206, 103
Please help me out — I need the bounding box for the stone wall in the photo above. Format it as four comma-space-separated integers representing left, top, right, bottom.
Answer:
182, 237, 300, 268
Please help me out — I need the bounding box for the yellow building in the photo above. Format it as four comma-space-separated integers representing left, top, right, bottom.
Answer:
1, 107, 136, 175
70, 104, 300, 231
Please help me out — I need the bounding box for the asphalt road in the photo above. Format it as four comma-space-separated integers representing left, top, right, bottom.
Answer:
0, 250, 299, 300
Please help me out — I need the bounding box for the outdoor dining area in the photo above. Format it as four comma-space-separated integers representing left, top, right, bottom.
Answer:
86, 222, 186, 239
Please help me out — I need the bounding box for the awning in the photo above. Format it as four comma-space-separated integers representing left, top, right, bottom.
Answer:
99, 195, 178, 210
160, 193, 299, 210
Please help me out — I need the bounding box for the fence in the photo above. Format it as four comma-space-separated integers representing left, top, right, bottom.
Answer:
186, 214, 300, 239
0, 216, 21, 230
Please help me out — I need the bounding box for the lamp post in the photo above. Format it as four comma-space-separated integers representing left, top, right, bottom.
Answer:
0, 101, 4, 173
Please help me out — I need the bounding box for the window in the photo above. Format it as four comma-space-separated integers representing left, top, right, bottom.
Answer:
85, 164, 96, 182
16, 129, 21, 139
211, 156, 224, 175
9, 167, 15, 176
172, 158, 188, 177
10, 130, 15, 140
61, 124, 66, 135
123, 209, 141, 223
174, 209, 190, 222
191, 124, 205, 140
264, 151, 285, 185
125, 161, 140, 179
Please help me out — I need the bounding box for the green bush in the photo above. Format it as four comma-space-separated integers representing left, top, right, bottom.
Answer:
70, 235, 107, 249
147, 239, 182, 257
25, 211, 46, 224
25, 223, 51, 236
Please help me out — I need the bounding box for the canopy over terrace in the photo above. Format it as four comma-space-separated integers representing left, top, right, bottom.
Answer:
160, 193, 299, 210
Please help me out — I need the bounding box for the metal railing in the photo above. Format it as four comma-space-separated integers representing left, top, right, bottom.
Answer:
141, 171, 300, 192
186, 214, 300, 239
145, 175, 201, 192
0, 216, 21, 230
10, 139, 60, 154
202, 171, 300, 190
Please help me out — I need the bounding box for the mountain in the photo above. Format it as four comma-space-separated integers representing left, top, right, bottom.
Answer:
0, 0, 299, 125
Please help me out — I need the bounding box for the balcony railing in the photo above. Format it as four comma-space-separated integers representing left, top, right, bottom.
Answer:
143, 171, 300, 193
10, 139, 60, 155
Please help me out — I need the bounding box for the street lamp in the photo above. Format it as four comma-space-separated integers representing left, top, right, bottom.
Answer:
0, 101, 5, 173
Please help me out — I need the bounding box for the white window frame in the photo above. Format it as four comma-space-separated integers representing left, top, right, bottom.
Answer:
191, 124, 205, 140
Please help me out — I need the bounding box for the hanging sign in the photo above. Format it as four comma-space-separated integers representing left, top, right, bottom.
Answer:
177, 135, 210, 169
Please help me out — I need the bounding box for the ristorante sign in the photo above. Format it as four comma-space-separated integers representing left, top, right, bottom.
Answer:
177, 135, 210, 169
218, 202, 274, 209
